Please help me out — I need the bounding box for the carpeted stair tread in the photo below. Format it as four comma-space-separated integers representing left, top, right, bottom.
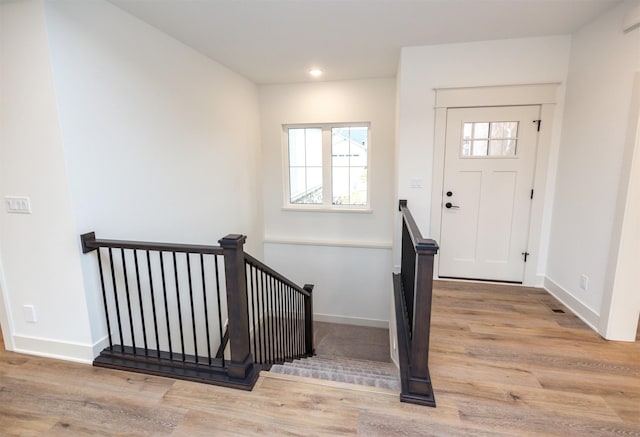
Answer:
268, 355, 401, 391
299, 356, 398, 371
283, 361, 399, 378
304, 353, 392, 363
280, 364, 399, 382
269, 364, 401, 390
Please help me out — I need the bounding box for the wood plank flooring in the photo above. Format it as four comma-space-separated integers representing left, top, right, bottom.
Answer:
1, 280, 639, 436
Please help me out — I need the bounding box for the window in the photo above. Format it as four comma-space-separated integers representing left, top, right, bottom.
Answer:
461, 121, 519, 157
288, 128, 323, 204
285, 123, 369, 209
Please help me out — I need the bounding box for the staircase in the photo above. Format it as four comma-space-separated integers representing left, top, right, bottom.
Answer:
81, 232, 313, 391
269, 355, 401, 390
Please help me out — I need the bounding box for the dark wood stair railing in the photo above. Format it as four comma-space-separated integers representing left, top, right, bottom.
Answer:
81, 232, 313, 391
244, 253, 314, 365
394, 199, 439, 406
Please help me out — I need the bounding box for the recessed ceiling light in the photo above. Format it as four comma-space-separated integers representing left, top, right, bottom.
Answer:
309, 68, 323, 77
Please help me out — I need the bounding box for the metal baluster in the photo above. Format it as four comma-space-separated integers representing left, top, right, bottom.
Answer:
291, 288, 296, 358
96, 249, 112, 350
286, 285, 293, 358
298, 293, 303, 356
201, 254, 212, 366
293, 291, 297, 357
277, 280, 284, 361
270, 275, 276, 361
173, 252, 185, 362
146, 250, 161, 359
271, 276, 278, 361
260, 270, 267, 363
121, 249, 136, 355
292, 288, 297, 358
248, 265, 257, 363
160, 251, 173, 359
133, 250, 148, 356
282, 283, 288, 360
108, 248, 124, 352
290, 287, 294, 358
252, 266, 261, 363
214, 255, 224, 366
294, 291, 302, 357
187, 253, 198, 364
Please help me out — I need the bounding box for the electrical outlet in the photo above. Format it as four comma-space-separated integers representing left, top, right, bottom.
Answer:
23, 305, 37, 323
579, 274, 589, 291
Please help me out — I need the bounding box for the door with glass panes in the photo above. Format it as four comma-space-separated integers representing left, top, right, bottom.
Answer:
439, 105, 540, 283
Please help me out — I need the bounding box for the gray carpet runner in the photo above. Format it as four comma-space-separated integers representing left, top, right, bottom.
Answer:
268, 355, 401, 390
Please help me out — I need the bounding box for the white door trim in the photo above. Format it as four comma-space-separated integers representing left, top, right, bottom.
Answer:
431, 83, 561, 287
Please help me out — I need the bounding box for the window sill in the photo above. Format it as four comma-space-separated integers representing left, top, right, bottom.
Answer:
281, 206, 373, 214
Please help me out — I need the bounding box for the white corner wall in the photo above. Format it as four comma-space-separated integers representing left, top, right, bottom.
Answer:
44, 0, 262, 249
601, 79, 640, 341
546, 0, 640, 339
0, 0, 262, 362
395, 36, 571, 269
0, 0, 94, 361
43, 0, 262, 348
259, 79, 396, 325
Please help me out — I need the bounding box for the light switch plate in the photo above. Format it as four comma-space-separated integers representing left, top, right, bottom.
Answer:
410, 178, 423, 188
5, 196, 32, 214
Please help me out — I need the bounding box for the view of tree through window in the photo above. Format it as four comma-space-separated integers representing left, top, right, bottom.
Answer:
288, 128, 323, 204
462, 121, 518, 157
286, 124, 369, 208
331, 127, 368, 205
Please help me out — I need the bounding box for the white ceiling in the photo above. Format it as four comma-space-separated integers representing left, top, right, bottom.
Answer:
108, 0, 620, 84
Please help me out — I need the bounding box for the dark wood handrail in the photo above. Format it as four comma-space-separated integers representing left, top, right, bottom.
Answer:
81, 232, 223, 255
244, 253, 311, 297
398, 200, 438, 254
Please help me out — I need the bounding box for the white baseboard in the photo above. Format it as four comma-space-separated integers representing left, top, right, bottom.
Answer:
528, 274, 546, 288
12, 334, 102, 364
314, 313, 389, 329
543, 276, 600, 332
92, 335, 110, 357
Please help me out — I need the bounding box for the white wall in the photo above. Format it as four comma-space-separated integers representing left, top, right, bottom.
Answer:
264, 243, 392, 325
395, 36, 571, 271
45, 0, 262, 250
259, 79, 396, 324
44, 0, 262, 350
602, 79, 640, 340
547, 1, 640, 339
0, 0, 94, 360
0, 0, 262, 362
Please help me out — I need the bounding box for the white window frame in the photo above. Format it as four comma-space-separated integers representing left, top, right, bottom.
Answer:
282, 122, 371, 212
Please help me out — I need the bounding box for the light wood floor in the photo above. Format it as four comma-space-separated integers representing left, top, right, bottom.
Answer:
1, 281, 639, 436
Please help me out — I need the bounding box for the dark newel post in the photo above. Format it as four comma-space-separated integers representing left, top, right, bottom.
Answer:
80, 232, 98, 253
303, 284, 314, 356
219, 234, 256, 382
409, 240, 437, 395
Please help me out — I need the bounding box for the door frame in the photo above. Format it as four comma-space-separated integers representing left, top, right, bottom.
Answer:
431, 83, 561, 287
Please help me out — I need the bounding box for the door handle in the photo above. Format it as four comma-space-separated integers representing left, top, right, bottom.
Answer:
445, 202, 460, 209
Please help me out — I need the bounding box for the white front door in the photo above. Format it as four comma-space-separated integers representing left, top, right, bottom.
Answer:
439, 105, 540, 283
